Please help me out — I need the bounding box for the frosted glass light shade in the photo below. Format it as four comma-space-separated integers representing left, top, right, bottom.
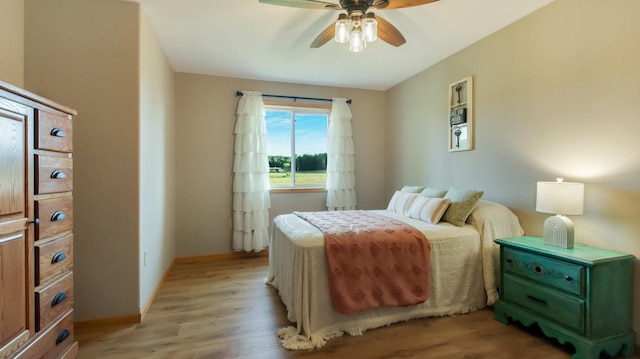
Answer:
349, 27, 364, 52
335, 14, 351, 43
362, 13, 377, 43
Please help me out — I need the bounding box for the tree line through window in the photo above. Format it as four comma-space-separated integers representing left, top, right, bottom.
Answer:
265, 106, 329, 188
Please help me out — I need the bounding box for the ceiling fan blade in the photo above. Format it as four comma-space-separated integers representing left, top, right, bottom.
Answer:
259, 0, 340, 10
310, 22, 335, 48
376, 0, 439, 10
375, 15, 406, 47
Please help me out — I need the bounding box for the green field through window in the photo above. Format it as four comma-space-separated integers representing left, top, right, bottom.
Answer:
269, 171, 326, 187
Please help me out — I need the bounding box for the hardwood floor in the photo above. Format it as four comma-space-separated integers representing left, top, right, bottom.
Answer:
75, 255, 637, 359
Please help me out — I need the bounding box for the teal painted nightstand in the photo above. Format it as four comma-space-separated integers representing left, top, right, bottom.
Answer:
494, 236, 635, 359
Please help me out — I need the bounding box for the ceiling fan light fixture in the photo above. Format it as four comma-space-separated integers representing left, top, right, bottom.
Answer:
262, 0, 433, 51
349, 25, 365, 52
362, 13, 377, 43
334, 13, 351, 43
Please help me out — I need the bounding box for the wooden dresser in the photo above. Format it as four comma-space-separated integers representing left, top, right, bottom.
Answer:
0, 81, 78, 359
494, 236, 634, 359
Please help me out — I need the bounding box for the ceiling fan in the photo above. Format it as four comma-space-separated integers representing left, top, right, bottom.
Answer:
259, 0, 439, 52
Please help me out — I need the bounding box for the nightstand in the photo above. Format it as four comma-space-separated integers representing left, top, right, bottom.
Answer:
494, 236, 635, 359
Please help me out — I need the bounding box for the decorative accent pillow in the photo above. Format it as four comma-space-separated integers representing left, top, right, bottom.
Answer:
442, 187, 484, 226
420, 187, 448, 198
387, 191, 420, 216
400, 185, 425, 193
408, 196, 451, 224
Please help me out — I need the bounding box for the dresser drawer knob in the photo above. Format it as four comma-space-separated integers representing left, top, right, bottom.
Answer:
506, 259, 513, 263
565, 275, 573, 281
532, 263, 545, 274
51, 211, 67, 221
52, 292, 68, 307
55, 329, 70, 345
51, 252, 67, 264
50, 169, 67, 179
50, 128, 67, 138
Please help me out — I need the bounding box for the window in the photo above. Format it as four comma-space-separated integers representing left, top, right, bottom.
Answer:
265, 105, 329, 188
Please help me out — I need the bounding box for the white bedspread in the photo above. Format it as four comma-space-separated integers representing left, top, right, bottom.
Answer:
267, 200, 523, 350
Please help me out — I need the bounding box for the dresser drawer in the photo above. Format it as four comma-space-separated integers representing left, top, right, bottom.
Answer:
35, 272, 74, 331
58, 341, 79, 359
36, 111, 72, 153
36, 196, 73, 240
503, 273, 584, 332
35, 155, 73, 194
12, 311, 74, 359
503, 247, 584, 296
35, 234, 73, 286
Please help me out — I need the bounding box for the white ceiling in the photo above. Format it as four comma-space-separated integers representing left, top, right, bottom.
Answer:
130, 0, 554, 91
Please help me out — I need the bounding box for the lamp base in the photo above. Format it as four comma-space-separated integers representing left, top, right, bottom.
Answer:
543, 215, 574, 249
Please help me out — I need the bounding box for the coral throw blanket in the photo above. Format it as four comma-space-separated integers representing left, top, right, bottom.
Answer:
294, 210, 431, 315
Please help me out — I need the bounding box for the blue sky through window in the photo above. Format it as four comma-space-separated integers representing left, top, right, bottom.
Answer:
265, 110, 328, 156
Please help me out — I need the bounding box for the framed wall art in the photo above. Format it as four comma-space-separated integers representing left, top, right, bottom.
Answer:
448, 76, 473, 152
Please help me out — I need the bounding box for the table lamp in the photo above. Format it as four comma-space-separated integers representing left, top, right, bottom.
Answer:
536, 178, 584, 249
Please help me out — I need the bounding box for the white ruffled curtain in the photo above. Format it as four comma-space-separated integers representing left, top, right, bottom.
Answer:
326, 98, 357, 211
233, 91, 271, 252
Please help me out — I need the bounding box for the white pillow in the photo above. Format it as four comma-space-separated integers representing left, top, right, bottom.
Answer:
408, 196, 451, 224
387, 191, 419, 216
400, 185, 425, 193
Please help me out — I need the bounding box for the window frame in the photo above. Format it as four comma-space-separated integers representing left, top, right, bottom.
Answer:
264, 101, 330, 191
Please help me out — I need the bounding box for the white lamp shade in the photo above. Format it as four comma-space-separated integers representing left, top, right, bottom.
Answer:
536, 181, 584, 215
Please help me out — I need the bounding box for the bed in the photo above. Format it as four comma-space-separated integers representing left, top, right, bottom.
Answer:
267, 198, 523, 350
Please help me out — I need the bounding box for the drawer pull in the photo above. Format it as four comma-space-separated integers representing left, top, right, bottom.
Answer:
50, 169, 67, 179
50, 128, 67, 138
506, 258, 513, 263
52, 292, 68, 307
51, 211, 67, 221
30, 218, 40, 225
526, 294, 548, 305
51, 252, 67, 264
565, 275, 573, 281
55, 329, 70, 345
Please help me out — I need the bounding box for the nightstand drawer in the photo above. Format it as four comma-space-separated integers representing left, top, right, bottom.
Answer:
503, 273, 584, 332
503, 247, 584, 296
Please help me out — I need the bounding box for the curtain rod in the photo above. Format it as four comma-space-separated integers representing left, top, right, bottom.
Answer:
235, 91, 351, 104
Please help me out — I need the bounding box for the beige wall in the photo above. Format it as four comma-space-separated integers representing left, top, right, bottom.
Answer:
386, 0, 640, 342
174, 73, 386, 257
0, 0, 24, 87
139, 11, 175, 312
24, 0, 176, 321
